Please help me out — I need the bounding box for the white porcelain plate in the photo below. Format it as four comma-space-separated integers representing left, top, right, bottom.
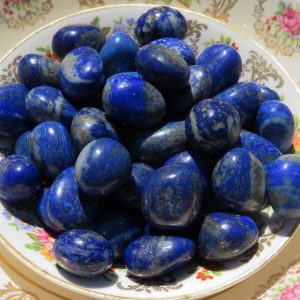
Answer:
0, 4, 299, 300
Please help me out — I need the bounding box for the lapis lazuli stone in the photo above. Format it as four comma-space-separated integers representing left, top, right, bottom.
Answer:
142, 164, 203, 231
14, 130, 31, 159
25, 86, 77, 127
256, 100, 294, 153
151, 37, 195, 65
196, 44, 242, 95
135, 44, 190, 91
214, 82, 262, 126
52, 24, 105, 59
99, 32, 139, 77
71, 107, 118, 154
0, 84, 31, 137
93, 210, 142, 260
128, 121, 186, 163
124, 236, 195, 278
259, 85, 281, 104
53, 229, 114, 277
198, 212, 258, 261
0, 155, 41, 203
102, 74, 166, 128
75, 138, 132, 197
186, 99, 241, 154
134, 6, 187, 46
268, 155, 300, 218
106, 71, 142, 82
212, 147, 266, 212
59, 46, 105, 103
30, 121, 74, 179
18, 54, 60, 89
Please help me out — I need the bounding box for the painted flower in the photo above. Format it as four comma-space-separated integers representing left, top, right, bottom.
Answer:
278, 281, 300, 299
278, 9, 300, 36
196, 269, 214, 281
36, 229, 55, 249
293, 132, 300, 153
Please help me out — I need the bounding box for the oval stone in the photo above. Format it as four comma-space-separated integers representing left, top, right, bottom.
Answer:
259, 85, 281, 104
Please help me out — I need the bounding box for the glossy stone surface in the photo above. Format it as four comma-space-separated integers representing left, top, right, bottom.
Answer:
124, 236, 195, 278
268, 155, 300, 218
30, 121, 74, 179
134, 6, 187, 46
198, 212, 258, 261
212, 148, 266, 212
99, 32, 139, 77
214, 82, 262, 126
75, 138, 132, 197
52, 24, 105, 59
151, 37, 195, 65
0, 84, 30, 137
14, 131, 31, 159
59, 46, 105, 103
196, 44, 242, 95
259, 85, 281, 104
93, 211, 142, 260
18, 54, 60, 89
128, 121, 186, 163
102, 74, 166, 128
53, 229, 113, 277
256, 101, 294, 153
142, 164, 203, 231
106, 71, 142, 81
71, 107, 118, 154
186, 99, 241, 154
0, 155, 41, 203
135, 44, 190, 90
25, 86, 77, 127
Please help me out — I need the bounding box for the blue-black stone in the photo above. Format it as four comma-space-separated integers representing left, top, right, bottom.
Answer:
53, 229, 113, 277
259, 85, 281, 104
14, 131, 31, 159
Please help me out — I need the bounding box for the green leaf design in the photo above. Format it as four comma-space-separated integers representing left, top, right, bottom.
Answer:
225, 37, 231, 44
91, 17, 100, 26
36, 47, 47, 53
274, 11, 282, 16
114, 17, 123, 25
25, 243, 41, 251
177, 0, 191, 7
213, 271, 222, 276
162, 0, 172, 4
220, 34, 225, 42
278, 1, 286, 13
288, 278, 295, 283
293, 114, 299, 129
8, 223, 19, 232
101, 26, 111, 36
27, 233, 40, 242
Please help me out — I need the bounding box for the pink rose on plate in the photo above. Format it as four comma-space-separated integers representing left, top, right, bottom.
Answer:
279, 9, 300, 36
278, 281, 300, 300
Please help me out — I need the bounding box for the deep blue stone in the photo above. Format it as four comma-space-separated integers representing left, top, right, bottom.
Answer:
99, 32, 139, 77
14, 131, 31, 159
0, 84, 31, 137
59, 46, 105, 103
106, 71, 142, 82
134, 6, 187, 46
256, 100, 294, 153
25, 86, 77, 127
259, 85, 281, 104
135, 44, 190, 91
52, 24, 105, 59
186, 99, 241, 154
196, 44, 242, 95
102, 74, 166, 128
75, 138, 132, 197
93, 210, 142, 260
268, 155, 300, 218
142, 164, 203, 231
0, 155, 41, 203
53, 229, 113, 277
214, 82, 262, 126
198, 212, 258, 261
30, 121, 74, 179
124, 236, 195, 278
18, 54, 60, 89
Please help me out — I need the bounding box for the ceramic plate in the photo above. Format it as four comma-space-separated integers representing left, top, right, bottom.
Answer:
0, 4, 299, 300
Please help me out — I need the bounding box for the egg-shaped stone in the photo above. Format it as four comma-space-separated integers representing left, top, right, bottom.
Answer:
52, 24, 105, 59
259, 85, 281, 104
196, 44, 242, 95
124, 236, 195, 278
14, 131, 31, 159
53, 229, 113, 277
142, 164, 203, 231
25, 86, 77, 127
30, 121, 74, 179
0, 155, 41, 203
75, 138, 132, 197
134, 6, 187, 46
59, 46, 105, 103
106, 71, 142, 82
186, 99, 241, 154
135, 44, 190, 91
198, 212, 258, 261
102, 74, 166, 128
18, 54, 60, 89
0, 84, 31, 137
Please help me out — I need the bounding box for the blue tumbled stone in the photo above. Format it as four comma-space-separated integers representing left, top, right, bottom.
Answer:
124, 236, 195, 278
0, 155, 41, 203
106, 71, 142, 81
134, 6, 187, 46
198, 212, 258, 261
259, 85, 281, 104
14, 131, 31, 159
53, 229, 113, 277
